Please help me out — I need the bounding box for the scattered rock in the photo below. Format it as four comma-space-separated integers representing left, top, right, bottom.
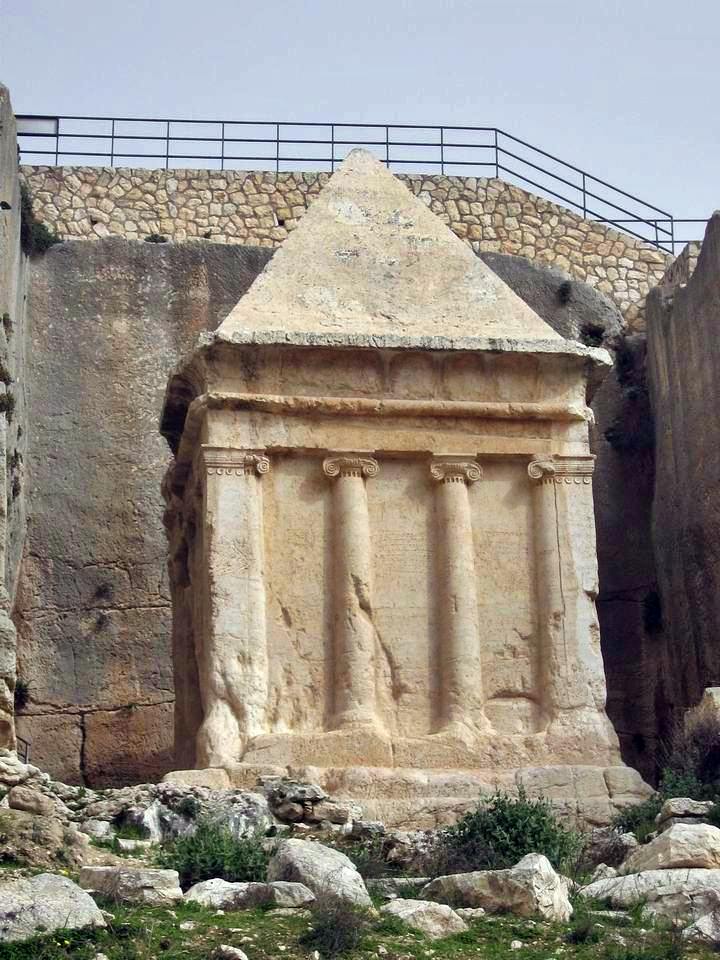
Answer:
0, 873, 106, 943
0, 808, 89, 868
381, 899, 468, 939
367, 877, 430, 899
590, 864, 618, 883
619, 824, 720, 873
80, 819, 115, 840
584, 827, 639, 868
267, 838, 372, 907
456, 907, 486, 920
657, 798, 715, 832
266, 881, 315, 907
0, 749, 44, 789
116, 838, 154, 852
184, 878, 268, 909
7, 785, 55, 817
80, 866, 183, 905
421, 853, 572, 921
212, 947, 249, 960
683, 909, 720, 944
510, 940, 523, 950
581, 868, 720, 921
351, 820, 385, 839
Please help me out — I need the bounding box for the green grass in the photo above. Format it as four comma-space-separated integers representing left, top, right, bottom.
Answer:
0, 897, 714, 960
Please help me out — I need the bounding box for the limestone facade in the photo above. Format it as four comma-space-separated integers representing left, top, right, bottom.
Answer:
20, 165, 671, 329
161, 151, 640, 815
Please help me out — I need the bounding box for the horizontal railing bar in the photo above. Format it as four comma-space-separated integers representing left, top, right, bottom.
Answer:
18, 114, 499, 131
496, 127, 672, 217
498, 163, 668, 247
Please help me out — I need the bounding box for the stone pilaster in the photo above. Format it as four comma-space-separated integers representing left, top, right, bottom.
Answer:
196, 447, 270, 767
527, 454, 607, 724
429, 457, 487, 732
323, 454, 380, 729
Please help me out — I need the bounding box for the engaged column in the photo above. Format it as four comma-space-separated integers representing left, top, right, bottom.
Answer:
323, 454, 380, 730
429, 457, 487, 733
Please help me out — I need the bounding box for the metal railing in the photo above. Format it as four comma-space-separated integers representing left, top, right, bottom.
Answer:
16, 115, 706, 253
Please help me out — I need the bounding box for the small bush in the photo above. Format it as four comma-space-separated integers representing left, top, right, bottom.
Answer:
300, 884, 373, 956
0, 392, 15, 421
20, 184, 61, 256
433, 788, 582, 874
144, 233, 168, 243
13, 678, 29, 712
157, 818, 269, 889
663, 701, 720, 792
612, 793, 664, 842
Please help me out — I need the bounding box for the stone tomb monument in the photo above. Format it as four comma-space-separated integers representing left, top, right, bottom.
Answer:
160, 151, 649, 824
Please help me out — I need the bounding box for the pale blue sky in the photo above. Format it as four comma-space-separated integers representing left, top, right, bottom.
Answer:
2, 0, 718, 237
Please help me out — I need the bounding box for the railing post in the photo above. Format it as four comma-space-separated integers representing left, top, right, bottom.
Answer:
670, 217, 676, 253
275, 123, 280, 174
330, 124, 335, 172
440, 127, 444, 175
110, 118, 115, 166
494, 128, 499, 179
221, 121, 225, 171
582, 173, 587, 218
55, 117, 59, 165
165, 120, 170, 170
385, 125, 389, 168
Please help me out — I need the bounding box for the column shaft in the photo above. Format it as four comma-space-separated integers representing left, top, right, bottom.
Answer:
430, 459, 485, 729
323, 455, 379, 729
197, 449, 270, 767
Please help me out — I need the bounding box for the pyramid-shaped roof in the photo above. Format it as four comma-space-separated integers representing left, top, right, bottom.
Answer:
216, 150, 563, 345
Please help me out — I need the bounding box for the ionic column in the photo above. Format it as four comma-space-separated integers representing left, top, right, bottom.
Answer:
527, 455, 604, 718
322, 454, 379, 729
197, 448, 270, 767
430, 457, 487, 732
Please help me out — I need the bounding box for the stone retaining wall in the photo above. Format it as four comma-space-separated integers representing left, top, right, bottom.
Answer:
20, 165, 671, 329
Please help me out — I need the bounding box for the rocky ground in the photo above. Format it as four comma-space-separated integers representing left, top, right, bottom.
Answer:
3, 750, 720, 958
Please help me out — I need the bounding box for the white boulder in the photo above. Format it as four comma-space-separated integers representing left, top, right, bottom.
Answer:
267, 839, 371, 907
619, 823, 720, 874
0, 873, 106, 943
683, 910, 720, 944
79, 866, 183, 905
184, 878, 268, 909
381, 899, 468, 939
420, 853, 572, 922
581, 868, 720, 921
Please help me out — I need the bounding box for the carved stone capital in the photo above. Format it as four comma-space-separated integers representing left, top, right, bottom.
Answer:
528, 455, 594, 485
430, 458, 483, 484
323, 455, 379, 479
201, 447, 270, 477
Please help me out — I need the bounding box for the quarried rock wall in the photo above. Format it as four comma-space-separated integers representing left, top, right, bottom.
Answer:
646, 214, 720, 732
15, 239, 272, 783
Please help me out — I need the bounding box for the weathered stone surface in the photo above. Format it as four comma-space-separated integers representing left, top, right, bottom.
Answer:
7, 784, 55, 816
0, 808, 89, 868
657, 798, 715, 830
619, 824, 720, 874
267, 839, 372, 907
581, 869, 720, 921
21, 163, 671, 327
647, 218, 720, 742
17, 238, 272, 783
266, 881, 316, 907
163, 151, 627, 804
0, 873, 105, 943
367, 877, 431, 900
683, 910, 720, 944
79, 866, 183, 904
381, 898, 469, 939
184, 878, 268, 909
421, 854, 572, 921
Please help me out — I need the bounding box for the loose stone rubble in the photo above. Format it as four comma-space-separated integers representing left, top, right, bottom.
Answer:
267, 839, 372, 908
79, 866, 184, 905
618, 823, 720, 873
381, 898, 469, 939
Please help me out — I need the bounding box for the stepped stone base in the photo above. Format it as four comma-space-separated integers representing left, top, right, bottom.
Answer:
164, 763, 653, 830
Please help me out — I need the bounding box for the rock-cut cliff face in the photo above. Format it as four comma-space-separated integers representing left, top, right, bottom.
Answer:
646, 213, 720, 732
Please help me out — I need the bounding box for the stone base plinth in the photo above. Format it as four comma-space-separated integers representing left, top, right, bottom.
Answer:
164, 760, 653, 830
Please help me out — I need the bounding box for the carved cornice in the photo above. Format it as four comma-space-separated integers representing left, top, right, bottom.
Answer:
528, 455, 594, 485
430, 459, 483, 484
323, 455, 380, 479
201, 447, 270, 477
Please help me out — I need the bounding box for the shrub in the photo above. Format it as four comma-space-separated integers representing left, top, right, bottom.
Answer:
13, 678, 29, 712
157, 818, 269, 889
663, 701, 720, 793
20, 184, 61, 256
300, 883, 373, 956
432, 788, 582, 873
